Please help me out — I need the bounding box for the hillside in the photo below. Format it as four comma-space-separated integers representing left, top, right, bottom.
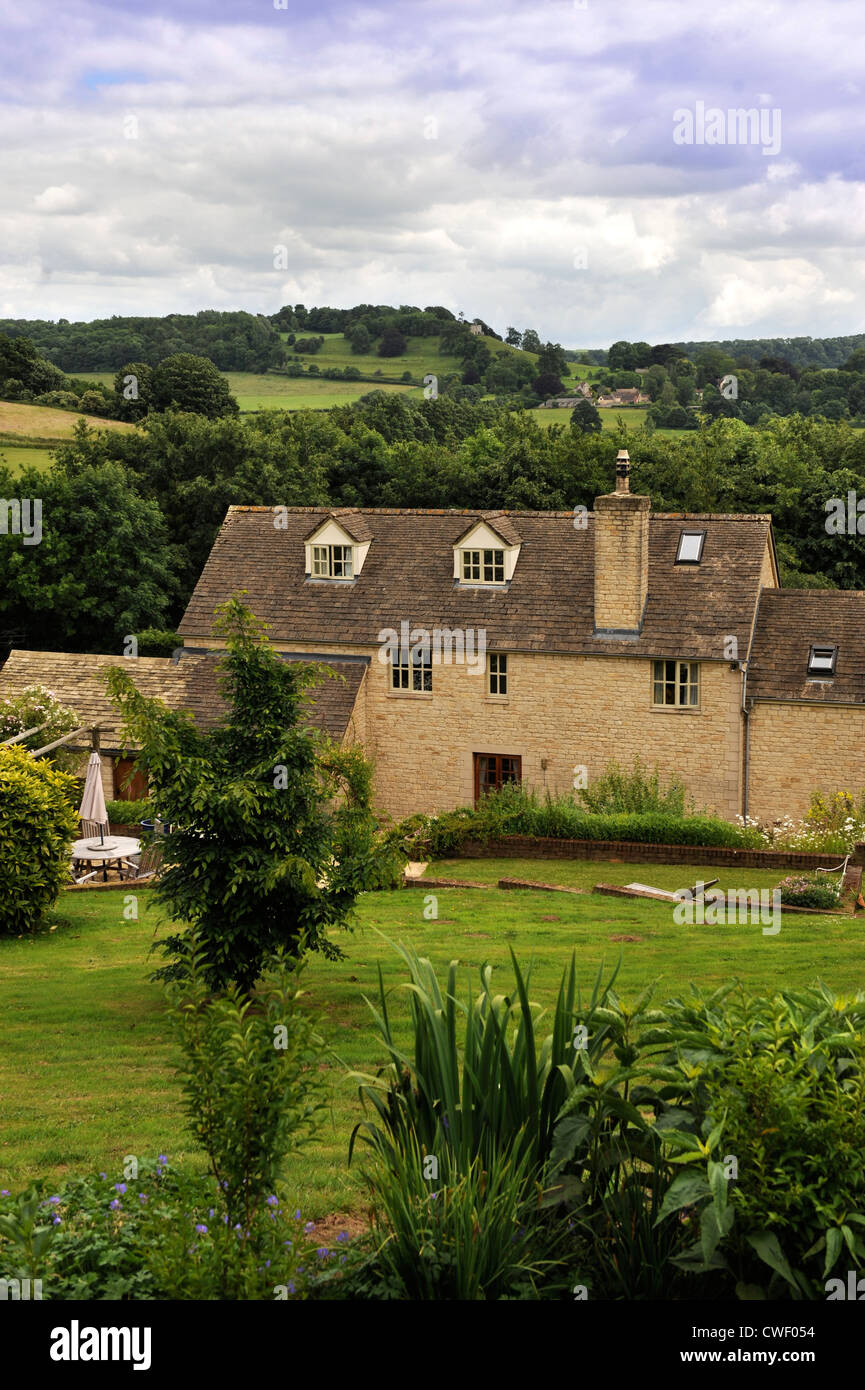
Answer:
0, 399, 136, 445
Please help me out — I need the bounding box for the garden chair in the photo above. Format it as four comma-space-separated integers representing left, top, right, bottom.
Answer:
122, 844, 164, 882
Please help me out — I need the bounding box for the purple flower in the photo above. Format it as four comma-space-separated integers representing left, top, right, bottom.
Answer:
0, 1190, 9, 1196
99, 1173, 107, 1180
139, 1193, 148, 1203
266, 1195, 279, 1207
195, 1224, 208, 1234
288, 1281, 296, 1294
316, 1247, 330, 1260
53, 1216, 62, 1225
48, 1195, 61, 1205
158, 1155, 167, 1165
304, 1221, 315, 1233
337, 1231, 349, 1243
294, 1209, 302, 1221
110, 1199, 121, 1210
114, 1183, 127, 1194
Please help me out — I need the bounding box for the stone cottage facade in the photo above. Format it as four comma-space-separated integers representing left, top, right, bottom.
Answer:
172, 457, 865, 823
4, 456, 865, 825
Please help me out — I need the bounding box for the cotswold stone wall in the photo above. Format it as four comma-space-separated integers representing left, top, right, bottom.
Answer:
208, 640, 745, 823
748, 700, 865, 823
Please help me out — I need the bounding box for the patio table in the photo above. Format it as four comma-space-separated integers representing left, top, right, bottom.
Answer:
71, 836, 141, 883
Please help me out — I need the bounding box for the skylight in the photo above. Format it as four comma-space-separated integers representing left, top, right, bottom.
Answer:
807, 644, 838, 677
675, 530, 706, 564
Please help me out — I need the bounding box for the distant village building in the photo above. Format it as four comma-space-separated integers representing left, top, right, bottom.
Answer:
597, 387, 651, 407
469, 322, 483, 335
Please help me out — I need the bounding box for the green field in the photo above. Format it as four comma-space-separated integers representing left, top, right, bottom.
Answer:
0, 399, 136, 448
2, 859, 859, 1217
0, 445, 56, 475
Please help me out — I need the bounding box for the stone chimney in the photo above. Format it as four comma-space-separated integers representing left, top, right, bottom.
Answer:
593, 451, 650, 636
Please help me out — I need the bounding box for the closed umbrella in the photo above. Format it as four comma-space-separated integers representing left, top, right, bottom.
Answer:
79, 751, 108, 846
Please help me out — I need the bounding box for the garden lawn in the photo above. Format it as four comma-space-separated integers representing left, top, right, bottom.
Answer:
2, 861, 862, 1221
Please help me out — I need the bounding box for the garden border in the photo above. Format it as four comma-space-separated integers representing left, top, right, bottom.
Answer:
451, 835, 863, 871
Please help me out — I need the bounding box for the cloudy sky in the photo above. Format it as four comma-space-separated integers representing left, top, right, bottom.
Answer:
2, 0, 864, 347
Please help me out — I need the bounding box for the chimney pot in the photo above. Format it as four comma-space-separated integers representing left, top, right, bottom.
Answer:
615, 449, 631, 493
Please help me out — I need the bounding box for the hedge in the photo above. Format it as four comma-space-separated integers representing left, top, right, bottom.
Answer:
0, 745, 78, 934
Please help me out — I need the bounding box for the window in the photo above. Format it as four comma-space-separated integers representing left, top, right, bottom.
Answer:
311, 544, 353, 578
461, 548, 505, 583
808, 644, 838, 677
474, 752, 521, 804
653, 659, 699, 707
488, 653, 508, 696
675, 530, 706, 564
391, 647, 432, 693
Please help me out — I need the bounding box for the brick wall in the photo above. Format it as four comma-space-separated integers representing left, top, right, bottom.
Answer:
454, 834, 845, 872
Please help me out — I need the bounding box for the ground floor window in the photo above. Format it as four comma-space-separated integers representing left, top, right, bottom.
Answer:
474, 752, 521, 804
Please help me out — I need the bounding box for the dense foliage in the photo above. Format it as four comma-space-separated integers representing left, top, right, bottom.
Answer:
0, 744, 78, 934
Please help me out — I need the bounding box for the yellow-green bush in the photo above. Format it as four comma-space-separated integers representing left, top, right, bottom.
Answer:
0, 745, 78, 934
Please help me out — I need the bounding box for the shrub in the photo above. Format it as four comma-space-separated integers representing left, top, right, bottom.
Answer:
386, 785, 747, 859
650, 984, 865, 1299
576, 756, 692, 816
105, 798, 152, 826
165, 939, 327, 1231
134, 628, 182, 657
0, 745, 78, 935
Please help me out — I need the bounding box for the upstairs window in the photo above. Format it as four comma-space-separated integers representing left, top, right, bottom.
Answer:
462, 548, 505, 584
808, 644, 838, 677
312, 544, 353, 579
488, 653, 508, 696
653, 659, 699, 707
392, 647, 432, 693
675, 530, 706, 564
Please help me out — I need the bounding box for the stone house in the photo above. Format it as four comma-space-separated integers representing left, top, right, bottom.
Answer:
4, 458, 865, 825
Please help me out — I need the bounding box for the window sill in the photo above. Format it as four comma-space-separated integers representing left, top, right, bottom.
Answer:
484, 696, 510, 704
651, 705, 701, 713
386, 691, 433, 700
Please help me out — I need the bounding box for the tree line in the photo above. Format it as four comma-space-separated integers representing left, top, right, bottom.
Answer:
3, 394, 865, 659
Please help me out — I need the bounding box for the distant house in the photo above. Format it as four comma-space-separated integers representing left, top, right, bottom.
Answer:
469, 322, 483, 335
540, 396, 581, 409
597, 388, 651, 407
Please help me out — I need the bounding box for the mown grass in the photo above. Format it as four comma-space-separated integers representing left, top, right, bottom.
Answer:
1, 859, 861, 1219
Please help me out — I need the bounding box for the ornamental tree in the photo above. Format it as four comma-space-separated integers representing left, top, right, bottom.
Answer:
105, 596, 398, 993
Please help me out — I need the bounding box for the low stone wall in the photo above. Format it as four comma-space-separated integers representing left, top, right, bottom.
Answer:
454, 835, 853, 872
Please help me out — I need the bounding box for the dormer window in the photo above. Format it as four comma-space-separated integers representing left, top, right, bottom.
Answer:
675, 530, 706, 564
808, 644, 837, 677
304, 511, 371, 580
462, 548, 505, 584
312, 544, 353, 579
453, 516, 521, 586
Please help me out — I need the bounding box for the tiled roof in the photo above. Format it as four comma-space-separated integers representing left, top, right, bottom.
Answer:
0, 649, 365, 749
748, 590, 865, 703
303, 508, 375, 543
179, 505, 774, 661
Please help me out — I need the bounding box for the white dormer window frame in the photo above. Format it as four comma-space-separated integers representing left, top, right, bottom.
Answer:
454, 522, 520, 586
312, 543, 353, 579
807, 643, 838, 677
461, 547, 505, 584
305, 517, 370, 581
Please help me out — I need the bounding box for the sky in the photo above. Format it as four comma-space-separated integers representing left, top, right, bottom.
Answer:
1, 0, 864, 347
